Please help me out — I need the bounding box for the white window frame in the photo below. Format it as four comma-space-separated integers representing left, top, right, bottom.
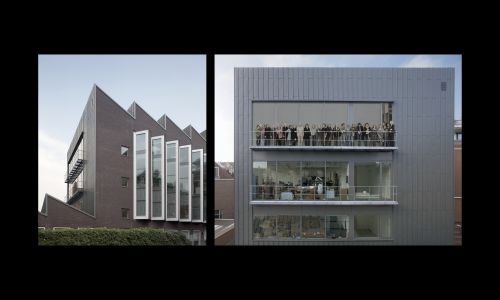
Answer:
133, 130, 149, 219
151, 135, 165, 220
191, 149, 203, 222
165, 140, 179, 221
203, 153, 207, 223
179, 145, 192, 222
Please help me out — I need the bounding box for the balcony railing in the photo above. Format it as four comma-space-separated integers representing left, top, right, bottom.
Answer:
250, 185, 397, 202
250, 130, 397, 149
65, 148, 84, 183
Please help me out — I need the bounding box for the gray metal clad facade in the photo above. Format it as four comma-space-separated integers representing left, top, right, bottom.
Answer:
234, 67, 454, 245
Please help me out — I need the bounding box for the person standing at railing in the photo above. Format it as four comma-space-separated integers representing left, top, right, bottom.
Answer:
291, 125, 297, 146
304, 123, 311, 146
282, 123, 288, 146
355, 123, 362, 146
389, 120, 395, 147
255, 124, 261, 146
340, 123, 346, 146
276, 123, 283, 146
333, 124, 340, 146
377, 123, 384, 147
261, 123, 265, 145
324, 123, 330, 146
370, 125, 377, 147
297, 123, 304, 146
310, 124, 317, 146
363, 123, 370, 146
286, 126, 291, 146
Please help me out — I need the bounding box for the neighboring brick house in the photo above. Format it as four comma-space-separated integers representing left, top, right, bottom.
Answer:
215, 162, 234, 245
38, 85, 207, 245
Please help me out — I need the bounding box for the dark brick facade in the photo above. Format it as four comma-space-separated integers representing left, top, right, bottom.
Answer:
39, 85, 206, 234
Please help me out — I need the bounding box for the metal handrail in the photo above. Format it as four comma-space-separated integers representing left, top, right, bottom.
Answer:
250, 185, 397, 201
250, 130, 397, 147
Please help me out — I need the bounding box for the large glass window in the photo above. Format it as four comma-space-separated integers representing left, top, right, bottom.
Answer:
203, 153, 207, 222
166, 141, 178, 220
301, 216, 325, 239
276, 161, 301, 200
134, 131, 148, 218
252, 161, 348, 201
326, 216, 349, 239
326, 162, 349, 200
354, 215, 391, 239
354, 162, 392, 200
252, 161, 276, 200
352, 103, 382, 125
252, 215, 354, 241
251, 102, 393, 147
179, 145, 191, 221
300, 161, 325, 200
276, 216, 300, 239
151, 136, 164, 219
191, 149, 202, 221
253, 216, 277, 239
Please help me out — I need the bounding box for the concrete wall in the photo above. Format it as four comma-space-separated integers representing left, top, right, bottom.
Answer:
235, 68, 455, 245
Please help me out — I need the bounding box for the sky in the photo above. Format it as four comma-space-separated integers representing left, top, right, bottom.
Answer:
215, 55, 462, 162
39, 55, 206, 209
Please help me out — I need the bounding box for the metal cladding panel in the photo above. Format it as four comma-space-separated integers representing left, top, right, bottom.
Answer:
235, 67, 455, 245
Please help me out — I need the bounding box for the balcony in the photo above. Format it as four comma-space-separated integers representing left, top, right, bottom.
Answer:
67, 180, 84, 204
250, 185, 397, 205
65, 148, 84, 183
249, 130, 397, 151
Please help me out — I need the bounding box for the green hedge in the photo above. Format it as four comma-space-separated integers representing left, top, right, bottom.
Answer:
38, 228, 190, 246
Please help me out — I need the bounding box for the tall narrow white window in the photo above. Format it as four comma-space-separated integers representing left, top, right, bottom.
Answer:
203, 152, 206, 223
166, 140, 179, 221
134, 130, 149, 219
179, 145, 191, 221
151, 136, 164, 220
191, 149, 203, 222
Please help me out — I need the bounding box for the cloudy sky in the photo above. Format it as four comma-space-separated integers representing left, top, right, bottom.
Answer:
215, 55, 462, 162
38, 55, 206, 210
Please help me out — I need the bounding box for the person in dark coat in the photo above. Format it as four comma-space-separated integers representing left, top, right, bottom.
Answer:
304, 123, 311, 146
355, 123, 363, 146
389, 121, 395, 146
291, 125, 297, 146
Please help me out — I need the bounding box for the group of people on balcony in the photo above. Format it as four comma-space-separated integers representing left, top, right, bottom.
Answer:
254, 121, 396, 147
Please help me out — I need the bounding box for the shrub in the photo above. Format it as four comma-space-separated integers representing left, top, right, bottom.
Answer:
38, 228, 190, 246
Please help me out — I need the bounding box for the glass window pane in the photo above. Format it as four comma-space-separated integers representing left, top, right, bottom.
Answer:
276, 161, 301, 200
353, 103, 382, 125
301, 216, 325, 239
151, 138, 163, 218
300, 161, 325, 200
135, 133, 146, 216
326, 216, 349, 239
121, 146, 128, 156
252, 161, 276, 200
203, 153, 206, 222
323, 103, 348, 125
355, 215, 391, 239
325, 162, 349, 200
277, 216, 300, 239
191, 151, 201, 220
167, 143, 177, 219
253, 216, 276, 239
179, 147, 190, 219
